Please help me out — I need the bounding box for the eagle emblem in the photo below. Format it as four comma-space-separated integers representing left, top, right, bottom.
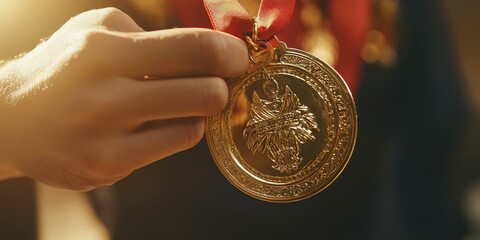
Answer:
243, 78, 318, 173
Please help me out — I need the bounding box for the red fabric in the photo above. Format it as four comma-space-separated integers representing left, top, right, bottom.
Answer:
202, 0, 295, 41
203, 0, 252, 39
169, 0, 369, 96
168, 0, 212, 28
256, 0, 295, 40
329, 0, 371, 95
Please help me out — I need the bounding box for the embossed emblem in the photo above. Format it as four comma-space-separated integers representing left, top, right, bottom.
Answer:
243, 74, 318, 173
206, 45, 357, 203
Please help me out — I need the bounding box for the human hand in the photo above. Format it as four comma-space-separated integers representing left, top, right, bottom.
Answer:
0, 8, 248, 190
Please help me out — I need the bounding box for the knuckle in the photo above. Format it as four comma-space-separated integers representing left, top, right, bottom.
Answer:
95, 7, 126, 19
180, 118, 205, 149
71, 7, 126, 28
78, 30, 110, 52
203, 77, 228, 115
94, 7, 133, 29
70, 8, 140, 32
89, 7, 127, 25
71, 30, 114, 72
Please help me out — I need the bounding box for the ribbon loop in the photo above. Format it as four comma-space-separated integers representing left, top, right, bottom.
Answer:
203, 0, 295, 41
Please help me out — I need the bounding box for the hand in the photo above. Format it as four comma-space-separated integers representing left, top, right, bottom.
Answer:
0, 8, 248, 190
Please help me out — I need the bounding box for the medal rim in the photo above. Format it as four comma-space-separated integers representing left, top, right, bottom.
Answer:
206, 47, 358, 203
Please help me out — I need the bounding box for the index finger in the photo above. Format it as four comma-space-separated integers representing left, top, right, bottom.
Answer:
94, 28, 249, 79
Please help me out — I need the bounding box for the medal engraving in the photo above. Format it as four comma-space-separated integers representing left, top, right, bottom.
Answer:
244, 75, 318, 173
206, 44, 357, 203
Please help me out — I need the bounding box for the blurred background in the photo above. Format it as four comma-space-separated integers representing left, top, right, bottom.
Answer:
0, 1, 478, 124
0, 0, 479, 239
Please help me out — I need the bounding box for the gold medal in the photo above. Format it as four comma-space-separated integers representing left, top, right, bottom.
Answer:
206, 24, 357, 203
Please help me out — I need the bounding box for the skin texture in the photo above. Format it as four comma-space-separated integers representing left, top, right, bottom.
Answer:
0, 7, 248, 191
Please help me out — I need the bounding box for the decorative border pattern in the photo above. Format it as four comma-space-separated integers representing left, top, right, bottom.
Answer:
206, 48, 357, 202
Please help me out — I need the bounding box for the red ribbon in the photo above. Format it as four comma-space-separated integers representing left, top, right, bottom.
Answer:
203, 0, 295, 41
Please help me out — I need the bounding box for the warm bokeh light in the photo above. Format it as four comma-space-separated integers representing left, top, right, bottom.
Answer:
0, 0, 133, 59
0, 1, 24, 29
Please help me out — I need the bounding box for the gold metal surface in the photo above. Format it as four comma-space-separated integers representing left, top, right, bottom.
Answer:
206, 42, 357, 203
